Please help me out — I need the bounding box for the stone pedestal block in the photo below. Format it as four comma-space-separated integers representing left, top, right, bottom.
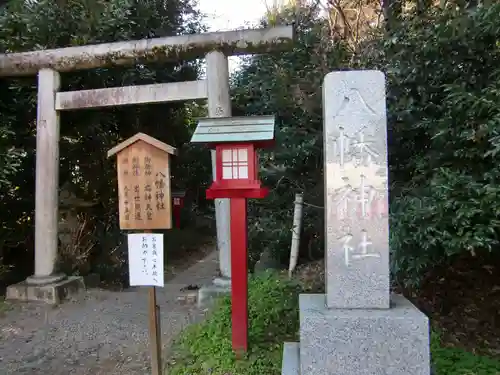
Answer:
299, 293, 430, 375
282, 342, 300, 375
6, 276, 84, 305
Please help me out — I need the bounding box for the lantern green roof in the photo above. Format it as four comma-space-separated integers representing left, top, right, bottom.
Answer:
190, 115, 275, 144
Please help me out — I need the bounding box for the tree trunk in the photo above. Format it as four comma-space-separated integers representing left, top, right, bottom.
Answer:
383, 0, 403, 32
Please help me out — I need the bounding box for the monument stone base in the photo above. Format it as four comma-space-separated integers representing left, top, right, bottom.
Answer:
282, 342, 300, 375
6, 276, 85, 305
299, 293, 430, 375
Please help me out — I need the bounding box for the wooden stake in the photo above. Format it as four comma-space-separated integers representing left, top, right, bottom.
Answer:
148, 286, 162, 375
145, 230, 162, 375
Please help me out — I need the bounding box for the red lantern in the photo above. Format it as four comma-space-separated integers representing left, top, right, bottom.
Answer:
191, 115, 275, 355
207, 143, 268, 199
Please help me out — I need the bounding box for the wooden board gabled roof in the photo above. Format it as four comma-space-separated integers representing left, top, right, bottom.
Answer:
107, 132, 177, 158
190, 115, 275, 144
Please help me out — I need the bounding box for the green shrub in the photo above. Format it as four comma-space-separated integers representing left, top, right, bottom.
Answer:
359, 4, 500, 286
166, 271, 301, 375
232, 3, 500, 287
432, 332, 500, 375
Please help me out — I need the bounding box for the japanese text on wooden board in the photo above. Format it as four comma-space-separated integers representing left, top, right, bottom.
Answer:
127, 233, 164, 287
117, 144, 171, 230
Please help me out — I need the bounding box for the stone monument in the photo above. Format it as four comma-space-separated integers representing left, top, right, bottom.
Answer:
281, 70, 430, 375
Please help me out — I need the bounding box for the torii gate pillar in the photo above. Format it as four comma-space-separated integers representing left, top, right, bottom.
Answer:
206, 51, 232, 282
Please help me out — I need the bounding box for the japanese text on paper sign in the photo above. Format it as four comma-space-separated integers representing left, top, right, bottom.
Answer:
127, 233, 164, 287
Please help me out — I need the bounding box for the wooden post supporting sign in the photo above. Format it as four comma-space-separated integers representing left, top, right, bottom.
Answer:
108, 133, 177, 375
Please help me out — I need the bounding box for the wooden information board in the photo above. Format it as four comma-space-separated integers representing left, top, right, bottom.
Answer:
107, 133, 176, 230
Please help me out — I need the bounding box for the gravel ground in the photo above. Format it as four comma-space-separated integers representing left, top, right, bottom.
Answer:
0, 251, 219, 375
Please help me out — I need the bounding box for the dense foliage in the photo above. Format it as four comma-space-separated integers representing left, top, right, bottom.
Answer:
0, 0, 210, 286
232, 3, 500, 286
372, 4, 500, 285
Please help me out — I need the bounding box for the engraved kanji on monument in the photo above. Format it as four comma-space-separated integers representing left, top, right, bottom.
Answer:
324, 70, 390, 309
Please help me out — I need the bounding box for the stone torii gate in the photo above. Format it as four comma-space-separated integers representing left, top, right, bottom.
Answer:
3, 26, 294, 303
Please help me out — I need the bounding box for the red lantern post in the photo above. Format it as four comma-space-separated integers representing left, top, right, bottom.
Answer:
190, 115, 275, 355
172, 190, 186, 229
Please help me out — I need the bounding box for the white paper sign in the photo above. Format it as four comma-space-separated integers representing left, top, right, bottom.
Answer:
127, 233, 164, 287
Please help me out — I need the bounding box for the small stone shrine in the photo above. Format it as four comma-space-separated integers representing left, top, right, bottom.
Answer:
58, 182, 97, 253
281, 70, 430, 375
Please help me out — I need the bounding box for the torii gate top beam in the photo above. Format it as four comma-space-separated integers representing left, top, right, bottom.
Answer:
0, 25, 294, 77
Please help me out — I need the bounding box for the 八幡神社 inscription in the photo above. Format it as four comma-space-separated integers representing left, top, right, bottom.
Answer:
127, 233, 164, 287
155, 172, 167, 211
